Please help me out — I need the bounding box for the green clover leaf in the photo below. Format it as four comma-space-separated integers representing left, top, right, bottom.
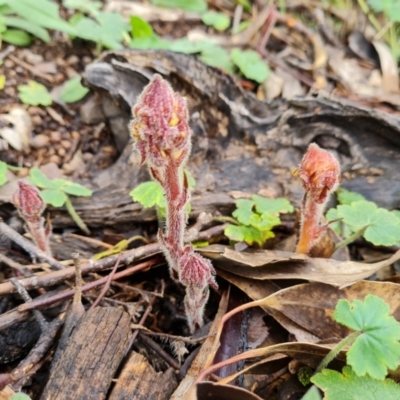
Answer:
40, 188, 68, 207
334, 295, 400, 380
231, 48, 269, 83
311, 366, 400, 399
60, 76, 89, 103
336, 188, 366, 205
201, 11, 230, 31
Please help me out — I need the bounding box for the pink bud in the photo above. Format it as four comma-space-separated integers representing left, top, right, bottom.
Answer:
179, 246, 218, 290
130, 74, 190, 168
12, 181, 45, 222
296, 143, 340, 204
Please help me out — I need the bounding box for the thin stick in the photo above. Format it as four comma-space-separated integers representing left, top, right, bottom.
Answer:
10, 278, 48, 332
89, 253, 121, 310
0, 224, 225, 296
18, 259, 157, 312
0, 221, 65, 270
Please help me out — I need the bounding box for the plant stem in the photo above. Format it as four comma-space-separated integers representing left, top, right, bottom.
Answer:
334, 226, 367, 253
314, 330, 360, 374
64, 195, 90, 235
212, 216, 239, 225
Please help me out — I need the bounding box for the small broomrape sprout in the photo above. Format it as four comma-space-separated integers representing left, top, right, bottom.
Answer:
12, 181, 52, 256
130, 74, 217, 332
295, 143, 341, 255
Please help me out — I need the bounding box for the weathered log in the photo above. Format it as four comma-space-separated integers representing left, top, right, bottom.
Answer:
109, 351, 178, 400
40, 307, 130, 400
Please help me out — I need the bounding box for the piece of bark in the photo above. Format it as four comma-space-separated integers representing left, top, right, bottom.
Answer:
41, 307, 130, 400
109, 351, 178, 400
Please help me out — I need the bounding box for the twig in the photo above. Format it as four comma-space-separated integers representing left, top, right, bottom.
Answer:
8, 54, 54, 83
89, 253, 121, 310
0, 220, 65, 270
10, 278, 48, 332
0, 224, 225, 296
18, 259, 158, 312
138, 331, 180, 370
0, 253, 34, 278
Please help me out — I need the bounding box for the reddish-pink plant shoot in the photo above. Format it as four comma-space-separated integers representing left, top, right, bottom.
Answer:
12, 181, 52, 256
130, 75, 217, 332
295, 143, 341, 255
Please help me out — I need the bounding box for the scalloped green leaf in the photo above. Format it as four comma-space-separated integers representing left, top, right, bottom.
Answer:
336, 188, 366, 205
232, 198, 255, 225
10, 393, 32, 400
40, 188, 67, 207
61, 181, 92, 197
130, 181, 165, 209
29, 167, 57, 189
201, 11, 230, 31
231, 48, 269, 83
333, 295, 400, 380
301, 386, 322, 400
253, 195, 294, 215
18, 80, 52, 106
224, 224, 263, 245
60, 76, 89, 103
249, 213, 280, 231
337, 201, 400, 246
130, 15, 153, 39
311, 366, 400, 399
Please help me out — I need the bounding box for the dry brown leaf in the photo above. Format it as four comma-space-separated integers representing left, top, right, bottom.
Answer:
259, 281, 400, 341
200, 245, 400, 286
372, 41, 399, 92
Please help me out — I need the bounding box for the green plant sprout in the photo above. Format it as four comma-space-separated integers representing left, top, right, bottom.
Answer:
326, 189, 400, 250
201, 11, 231, 31
28, 167, 92, 235
308, 295, 400, 398
224, 195, 293, 246
18, 81, 52, 106
60, 76, 89, 103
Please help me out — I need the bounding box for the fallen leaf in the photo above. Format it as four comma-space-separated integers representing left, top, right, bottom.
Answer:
372, 41, 399, 93
200, 245, 400, 286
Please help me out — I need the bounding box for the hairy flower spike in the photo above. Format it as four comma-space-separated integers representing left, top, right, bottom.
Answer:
295, 143, 340, 255
12, 181, 52, 255
130, 75, 217, 332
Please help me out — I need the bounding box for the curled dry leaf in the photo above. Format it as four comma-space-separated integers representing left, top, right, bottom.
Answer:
199, 244, 400, 286
0, 107, 32, 150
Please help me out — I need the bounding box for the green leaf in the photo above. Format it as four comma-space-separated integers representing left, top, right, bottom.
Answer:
2, 29, 31, 46
10, 393, 32, 400
231, 48, 269, 83
63, 0, 102, 17
130, 181, 165, 209
40, 188, 68, 207
96, 11, 129, 48
0, 161, 8, 186
0, 74, 4, 89
199, 45, 235, 73
184, 169, 196, 189
336, 188, 366, 205
57, 180, 93, 197
311, 366, 400, 399
18, 80, 52, 106
60, 76, 89, 103
29, 167, 57, 189
253, 195, 294, 215
3, 16, 50, 42
300, 386, 322, 400
150, 0, 207, 13
130, 36, 169, 50
337, 201, 400, 246
249, 213, 280, 232
6, 0, 77, 35
334, 295, 400, 380
201, 11, 230, 31
232, 198, 255, 225
224, 224, 263, 245
130, 15, 153, 39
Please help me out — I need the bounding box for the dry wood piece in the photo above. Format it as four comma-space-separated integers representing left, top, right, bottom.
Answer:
41, 307, 131, 400
109, 351, 178, 400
